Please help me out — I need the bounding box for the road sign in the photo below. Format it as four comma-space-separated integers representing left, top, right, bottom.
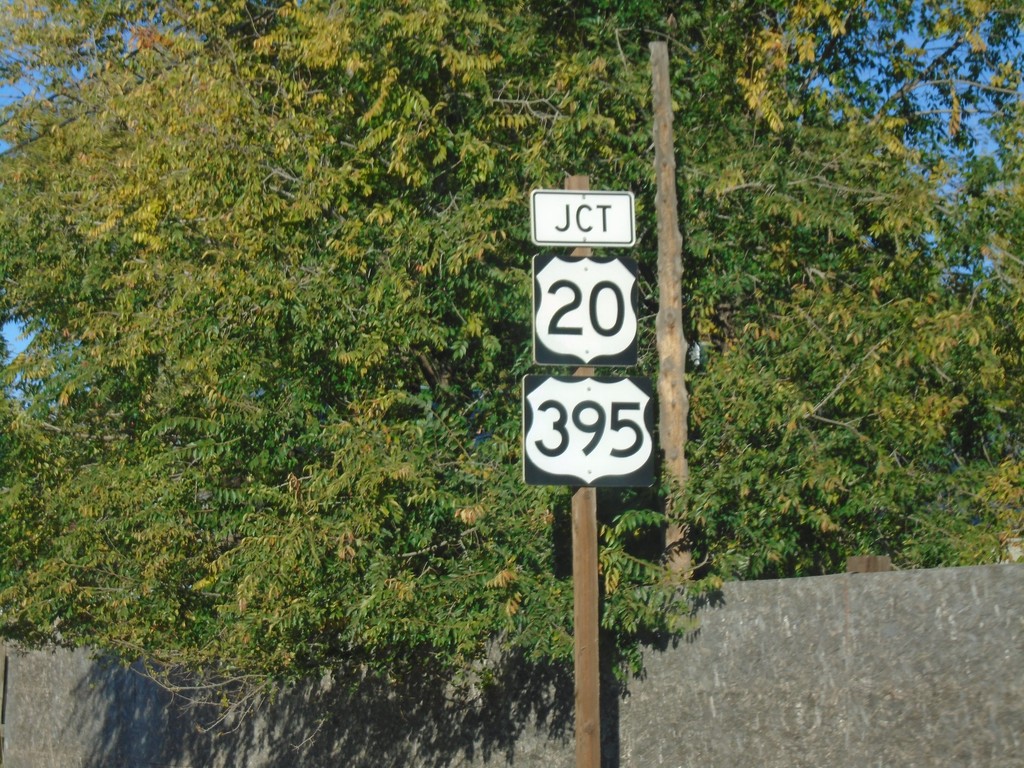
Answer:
533, 254, 638, 366
530, 190, 635, 247
522, 375, 656, 487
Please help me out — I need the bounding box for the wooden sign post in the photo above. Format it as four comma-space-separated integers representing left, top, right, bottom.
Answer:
525, 174, 650, 767
566, 174, 601, 768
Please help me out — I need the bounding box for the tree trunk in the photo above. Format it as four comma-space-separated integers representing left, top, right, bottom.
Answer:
650, 41, 691, 574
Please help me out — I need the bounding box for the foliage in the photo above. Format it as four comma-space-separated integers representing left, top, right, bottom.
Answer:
1, 0, 1021, 696
680, 0, 1024, 577
0, 0, 686, 689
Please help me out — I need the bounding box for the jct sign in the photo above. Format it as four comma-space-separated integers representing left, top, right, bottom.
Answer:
530, 190, 635, 247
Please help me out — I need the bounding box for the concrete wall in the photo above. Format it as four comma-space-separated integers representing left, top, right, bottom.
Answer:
2, 564, 1022, 767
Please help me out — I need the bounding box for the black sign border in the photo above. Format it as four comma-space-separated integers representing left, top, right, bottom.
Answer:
522, 374, 657, 487
532, 253, 639, 367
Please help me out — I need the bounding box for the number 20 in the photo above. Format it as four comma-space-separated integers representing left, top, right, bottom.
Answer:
547, 280, 626, 337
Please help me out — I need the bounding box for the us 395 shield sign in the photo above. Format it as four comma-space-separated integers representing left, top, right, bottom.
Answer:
533, 254, 638, 366
523, 375, 656, 487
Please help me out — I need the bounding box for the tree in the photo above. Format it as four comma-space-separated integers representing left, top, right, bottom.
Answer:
1, 0, 1021, 700
0, 0, 689, 692
678, 0, 1024, 576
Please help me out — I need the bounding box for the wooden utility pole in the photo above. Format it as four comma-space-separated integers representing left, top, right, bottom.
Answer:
650, 42, 691, 571
566, 173, 601, 768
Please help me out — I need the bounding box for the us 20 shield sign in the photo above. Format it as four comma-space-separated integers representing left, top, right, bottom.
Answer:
522, 375, 656, 487
533, 254, 638, 366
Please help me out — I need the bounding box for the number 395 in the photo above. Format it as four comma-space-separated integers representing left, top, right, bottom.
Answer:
534, 399, 644, 458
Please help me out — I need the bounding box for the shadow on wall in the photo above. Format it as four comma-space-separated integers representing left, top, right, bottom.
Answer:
69, 649, 575, 768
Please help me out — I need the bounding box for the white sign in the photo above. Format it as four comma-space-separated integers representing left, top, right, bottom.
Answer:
523, 376, 656, 487
533, 254, 638, 366
530, 190, 635, 247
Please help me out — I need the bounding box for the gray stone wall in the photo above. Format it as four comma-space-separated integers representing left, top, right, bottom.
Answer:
2, 564, 1022, 767
618, 564, 1023, 767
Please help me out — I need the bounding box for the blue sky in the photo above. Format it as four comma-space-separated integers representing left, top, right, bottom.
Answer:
1, 79, 26, 363
3, 321, 29, 362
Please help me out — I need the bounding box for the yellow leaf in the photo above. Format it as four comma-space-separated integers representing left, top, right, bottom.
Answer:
505, 592, 522, 617
487, 568, 517, 589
